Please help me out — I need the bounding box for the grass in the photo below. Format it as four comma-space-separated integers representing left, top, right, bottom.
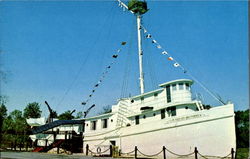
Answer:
236, 148, 249, 159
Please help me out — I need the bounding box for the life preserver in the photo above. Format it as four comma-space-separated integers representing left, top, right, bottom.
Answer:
97, 147, 101, 153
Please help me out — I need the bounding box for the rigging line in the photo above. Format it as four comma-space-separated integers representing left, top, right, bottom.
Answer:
143, 30, 158, 90
185, 72, 225, 105
140, 24, 225, 105
56, 3, 116, 108
120, 18, 135, 98
93, 3, 116, 86
144, 20, 159, 90
82, 43, 127, 106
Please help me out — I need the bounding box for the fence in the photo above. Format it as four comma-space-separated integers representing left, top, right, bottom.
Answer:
85, 144, 235, 159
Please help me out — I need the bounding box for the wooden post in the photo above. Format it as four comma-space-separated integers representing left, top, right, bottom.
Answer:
86, 144, 89, 156
110, 145, 113, 157
45, 139, 48, 150
25, 142, 28, 151
119, 149, 121, 156
14, 140, 16, 151
57, 146, 59, 154
231, 148, 234, 159
135, 146, 138, 159
163, 146, 166, 159
194, 147, 198, 159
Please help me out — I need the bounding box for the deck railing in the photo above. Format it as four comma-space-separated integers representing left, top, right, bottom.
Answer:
85, 144, 235, 159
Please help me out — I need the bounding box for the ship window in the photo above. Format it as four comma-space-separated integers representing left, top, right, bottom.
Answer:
166, 85, 171, 103
161, 109, 165, 119
179, 83, 184, 90
154, 93, 158, 97
141, 97, 144, 102
135, 115, 140, 125
185, 83, 190, 90
131, 99, 134, 103
167, 107, 176, 117
143, 115, 146, 119
102, 118, 108, 128
172, 84, 177, 91
90, 120, 97, 130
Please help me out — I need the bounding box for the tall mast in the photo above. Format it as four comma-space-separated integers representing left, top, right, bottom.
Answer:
137, 15, 145, 94
118, 0, 148, 94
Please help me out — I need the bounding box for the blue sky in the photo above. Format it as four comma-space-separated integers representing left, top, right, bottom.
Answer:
0, 1, 248, 117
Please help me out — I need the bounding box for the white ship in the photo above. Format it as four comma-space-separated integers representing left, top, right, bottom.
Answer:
27, 0, 236, 158
82, 0, 236, 158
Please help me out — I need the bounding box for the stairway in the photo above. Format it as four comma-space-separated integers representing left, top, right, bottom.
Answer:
116, 100, 130, 127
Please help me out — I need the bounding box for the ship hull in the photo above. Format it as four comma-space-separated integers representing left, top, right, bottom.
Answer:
83, 104, 236, 158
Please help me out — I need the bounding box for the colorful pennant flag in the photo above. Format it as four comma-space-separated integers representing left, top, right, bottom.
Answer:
146, 34, 151, 38
162, 51, 168, 55
112, 54, 118, 58
168, 57, 173, 61
174, 63, 180, 67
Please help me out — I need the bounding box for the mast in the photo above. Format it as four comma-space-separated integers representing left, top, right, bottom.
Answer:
137, 15, 145, 94
118, 0, 148, 94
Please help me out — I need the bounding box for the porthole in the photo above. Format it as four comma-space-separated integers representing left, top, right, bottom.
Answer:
185, 106, 188, 109
111, 119, 113, 122
153, 113, 156, 116
131, 99, 134, 103
143, 115, 146, 119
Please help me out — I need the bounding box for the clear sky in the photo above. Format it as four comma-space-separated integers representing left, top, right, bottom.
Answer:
0, 0, 248, 117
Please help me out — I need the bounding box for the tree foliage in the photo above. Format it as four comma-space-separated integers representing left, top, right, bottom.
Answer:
98, 105, 112, 115
23, 102, 42, 118
235, 109, 249, 148
2, 109, 30, 150
58, 110, 75, 120
75, 111, 83, 119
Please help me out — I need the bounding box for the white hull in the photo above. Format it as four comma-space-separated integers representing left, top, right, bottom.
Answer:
84, 104, 236, 158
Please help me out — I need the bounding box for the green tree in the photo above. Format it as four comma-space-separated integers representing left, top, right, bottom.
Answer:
58, 110, 75, 120
98, 105, 112, 115
75, 111, 83, 119
23, 102, 42, 118
9, 110, 29, 150
0, 103, 7, 149
0, 103, 7, 118
235, 109, 249, 148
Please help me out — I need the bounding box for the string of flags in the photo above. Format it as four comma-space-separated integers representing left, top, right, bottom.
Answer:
141, 25, 187, 74
81, 41, 127, 106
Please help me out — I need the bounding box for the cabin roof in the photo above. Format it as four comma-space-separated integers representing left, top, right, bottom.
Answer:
84, 112, 114, 121
127, 101, 198, 118
159, 79, 193, 87
131, 88, 164, 99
